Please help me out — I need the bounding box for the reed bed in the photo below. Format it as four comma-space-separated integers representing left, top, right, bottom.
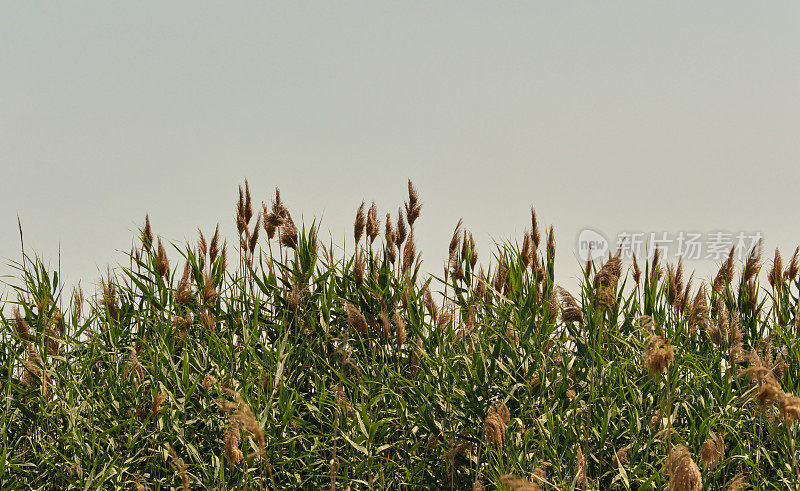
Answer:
2, 180, 800, 490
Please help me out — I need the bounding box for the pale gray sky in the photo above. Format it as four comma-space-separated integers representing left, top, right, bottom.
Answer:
2, 2, 799, 297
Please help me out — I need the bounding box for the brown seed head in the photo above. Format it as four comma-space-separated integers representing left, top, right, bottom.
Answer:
404, 179, 422, 226
402, 231, 416, 274
142, 214, 153, 251
353, 250, 365, 288
448, 219, 462, 263
575, 446, 588, 489
280, 214, 298, 250
700, 432, 724, 469
344, 301, 368, 335
643, 335, 674, 378
248, 214, 261, 254
743, 242, 762, 284
785, 246, 800, 281
13, 307, 30, 341
530, 207, 541, 250
353, 202, 366, 245
366, 201, 379, 244
395, 208, 407, 247
664, 445, 702, 491
156, 238, 170, 278
500, 474, 541, 491
151, 391, 167, 422
768, 247, 783, 289
209, 224, 220, 263
557, 286, 583, 324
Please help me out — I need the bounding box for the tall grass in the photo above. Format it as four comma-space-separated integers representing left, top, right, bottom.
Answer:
2, 180, 799, 490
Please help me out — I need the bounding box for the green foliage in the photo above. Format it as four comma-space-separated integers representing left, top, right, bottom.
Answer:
1, 185, 799, 489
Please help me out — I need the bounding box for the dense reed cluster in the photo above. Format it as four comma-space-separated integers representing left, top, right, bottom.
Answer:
3, 180, 800, 489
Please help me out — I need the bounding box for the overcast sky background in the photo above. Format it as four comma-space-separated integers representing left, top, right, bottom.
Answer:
2, 2, 799, 299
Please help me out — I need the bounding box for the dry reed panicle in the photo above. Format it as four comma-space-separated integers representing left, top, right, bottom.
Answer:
280, 213, 298, 250
12, 306, 30, 342
742, 351, 782, 409
727, 310, 744, 362
713, 246, 736, 291
687, 286, 709, 331
202, 273, 217, 305
201, 375, 217, 390
248, 213, 261, 254
727, 474, 749, 491
521, 231, 532, 269
175, 261, 193, 305
613, 445, 629, 466
779, 393, 800, 421
395, 208, 407, 247
21, 346, 47, 387
444, 439, 473, 467
423, 287, 438, 325
353, 251, 365, 288
665, 261, 684, 308
404, 179, 421, 226
575, 446, 588, 489
546, 225, 555, 258
166, 444, 190, 491
784, 246, 800, 281
151, 391, 167, 422
743, 242, 762, 284
393, 312, 406, 349
484, 402, 510, 449
209, 224, 220, 263
385, 213, 396, 262
594, 253, 621, 287
679, 273, 694, 315
664, 445, 702, 491
223, 420, 244, 464
219, 390, 265, 461
700, 433, 724, 469
402, 231, 416, 274
344, 301, 368, 335
156, 238, 169, 278
124, 350, 145, 387
448, 219, 463, 264
197, 229, 207, 258
499, 474, 541, 491
243, 179, 253, 225
530, 207, 541, 250
643, 335, 675, 378
366, 202, 379, 245
768, 247, 783, 288
101, 272, 119, 321
142, 214, 153, 250
557, 286, 583, 324
632, 255, 642, 284
200, 309, 215, 332
651, 247, 662, 284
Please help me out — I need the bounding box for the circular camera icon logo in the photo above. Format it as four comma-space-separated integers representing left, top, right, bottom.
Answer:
577, 228, 609, 262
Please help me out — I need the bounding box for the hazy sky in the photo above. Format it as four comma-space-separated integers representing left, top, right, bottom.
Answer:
3, 2, 799, 297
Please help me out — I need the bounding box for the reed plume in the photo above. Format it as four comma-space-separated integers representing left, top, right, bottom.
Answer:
142, 214, 153, 251
768, 247, 783, 289
499, 474, 541, 491
404, 179, 422, 226
557, 286, 583, 324
366, 202, 379, 245
663, 445, 702, 491
700, 432, 724, 469
643, 335, 674, 378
